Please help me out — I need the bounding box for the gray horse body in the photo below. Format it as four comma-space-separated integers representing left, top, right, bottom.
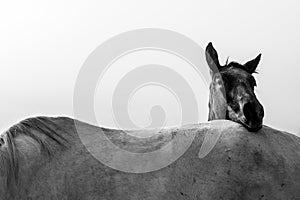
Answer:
0, 116, 299, 200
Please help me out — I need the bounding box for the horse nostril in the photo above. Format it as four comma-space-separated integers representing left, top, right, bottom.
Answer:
243, 101, 264, 125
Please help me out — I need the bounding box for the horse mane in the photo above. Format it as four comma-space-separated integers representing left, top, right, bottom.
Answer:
0, 116, 71, 190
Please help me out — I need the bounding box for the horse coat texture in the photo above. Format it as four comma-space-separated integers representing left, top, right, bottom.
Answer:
0, 117, 299, 200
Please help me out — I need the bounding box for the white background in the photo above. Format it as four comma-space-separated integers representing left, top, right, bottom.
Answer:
0, 0, 299, 136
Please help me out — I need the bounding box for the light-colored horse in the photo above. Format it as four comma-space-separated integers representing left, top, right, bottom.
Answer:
0, 43, 299, 199
0, 116, 299, 199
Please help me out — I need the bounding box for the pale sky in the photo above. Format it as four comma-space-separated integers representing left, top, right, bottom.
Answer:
0, 0, 299, 136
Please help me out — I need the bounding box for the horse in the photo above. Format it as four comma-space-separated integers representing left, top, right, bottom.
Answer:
0, 117, 299, 199
0, 43, 299, 199
206, 42, 264, 132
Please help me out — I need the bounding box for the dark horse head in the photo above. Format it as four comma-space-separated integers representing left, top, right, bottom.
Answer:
206, 42, 264, 132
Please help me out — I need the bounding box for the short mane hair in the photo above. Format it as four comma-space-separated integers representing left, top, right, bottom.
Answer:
0, 117, 70, 191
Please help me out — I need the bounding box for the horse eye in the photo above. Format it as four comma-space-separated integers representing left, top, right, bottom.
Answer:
0, 137, 4, 145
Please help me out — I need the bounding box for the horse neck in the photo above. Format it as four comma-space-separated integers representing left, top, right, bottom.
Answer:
0, 172, 8, 199
1, 134, 50, 199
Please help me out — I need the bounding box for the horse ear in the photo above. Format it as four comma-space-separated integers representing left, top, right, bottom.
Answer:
244, 54, 262, 73
205, 42, 221, 73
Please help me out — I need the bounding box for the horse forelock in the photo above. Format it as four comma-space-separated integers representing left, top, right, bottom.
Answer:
0, 116, 70, 193
223, 62, 259, 74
